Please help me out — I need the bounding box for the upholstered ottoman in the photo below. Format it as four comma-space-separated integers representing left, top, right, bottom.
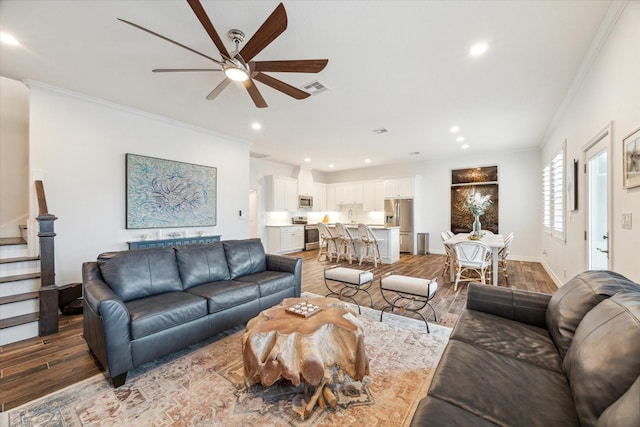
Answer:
324, 265, 374, 313
379, 272, 438, 332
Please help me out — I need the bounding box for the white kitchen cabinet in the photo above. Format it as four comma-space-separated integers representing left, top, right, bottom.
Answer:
384, 177, 415, 198
265, 226, 304, 254
266, 176, 298, 211
326, 184, 338, 211
298, 178, 314, 196
363, 180, 384, 211
335, 182, 363, 204
313, 182, 326, 211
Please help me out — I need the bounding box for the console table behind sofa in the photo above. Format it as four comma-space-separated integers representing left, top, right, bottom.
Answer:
128, 235, 221, 249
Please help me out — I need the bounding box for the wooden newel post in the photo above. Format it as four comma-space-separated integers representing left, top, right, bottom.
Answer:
35, 180, 59, 336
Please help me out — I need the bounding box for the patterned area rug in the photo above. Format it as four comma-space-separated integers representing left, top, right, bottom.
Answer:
6, 297, 451, 426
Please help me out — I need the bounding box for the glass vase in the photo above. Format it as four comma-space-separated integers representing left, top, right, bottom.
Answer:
471, 215, 482, 239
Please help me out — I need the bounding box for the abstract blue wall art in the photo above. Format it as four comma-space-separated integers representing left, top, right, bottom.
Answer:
126, 154, 217, 229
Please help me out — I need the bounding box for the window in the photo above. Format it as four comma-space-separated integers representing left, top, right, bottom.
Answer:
542, 144, 565, 240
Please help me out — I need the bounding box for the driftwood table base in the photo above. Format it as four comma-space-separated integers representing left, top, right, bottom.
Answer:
242, 297, 370, 418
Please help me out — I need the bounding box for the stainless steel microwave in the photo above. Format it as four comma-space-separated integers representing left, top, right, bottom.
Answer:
298, 195, 313, 208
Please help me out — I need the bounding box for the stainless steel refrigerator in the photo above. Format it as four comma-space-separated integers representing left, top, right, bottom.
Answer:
384, 198, 414, 253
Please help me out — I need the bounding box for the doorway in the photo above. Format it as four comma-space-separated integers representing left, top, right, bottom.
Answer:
249, 190, 257, 238
584, 124, 612, 270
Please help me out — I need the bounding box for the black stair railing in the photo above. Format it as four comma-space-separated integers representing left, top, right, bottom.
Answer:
35, 180, 58, 336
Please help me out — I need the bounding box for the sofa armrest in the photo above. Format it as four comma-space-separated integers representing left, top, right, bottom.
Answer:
82, 262, 134, 378
466, 283, 552, 328
266, 254, 302, 297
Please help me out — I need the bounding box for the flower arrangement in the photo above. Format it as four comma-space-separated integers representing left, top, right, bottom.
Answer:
466, 191, 492, 217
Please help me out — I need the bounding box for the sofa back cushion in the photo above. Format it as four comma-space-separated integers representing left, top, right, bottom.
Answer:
563, 290, 640, 427
545, 270, 637, 359
98, 248, 183, 302
222, 239, 266, 279
175, 242, 231, 289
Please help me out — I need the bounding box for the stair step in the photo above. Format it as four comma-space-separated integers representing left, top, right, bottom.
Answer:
0, 256, 40, 264
0, 272, 41, 284
0, 312, 39, 329
0, 291, 39, 305
0, 237, 27, 246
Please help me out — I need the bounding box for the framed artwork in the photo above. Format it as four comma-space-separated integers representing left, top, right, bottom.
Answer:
450, 183, 499, 234
126, 154, 217, 229
568, 159, 578, 211
451, 166, 498, 185
623, 127, 640, 189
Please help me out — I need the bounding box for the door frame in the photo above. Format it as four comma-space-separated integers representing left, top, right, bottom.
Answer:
582, 122, 613, 270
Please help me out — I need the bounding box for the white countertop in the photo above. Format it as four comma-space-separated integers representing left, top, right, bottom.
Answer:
325, 223, 399, 230
265, 224, 305, 227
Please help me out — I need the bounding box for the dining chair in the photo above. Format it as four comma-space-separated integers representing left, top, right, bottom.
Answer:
335, 222, 358, 264
453, 241, 491, 291
357, 223, 382, 267
497, 232, 514, 285
440, 231, 455, 278
317, 222, 339, 262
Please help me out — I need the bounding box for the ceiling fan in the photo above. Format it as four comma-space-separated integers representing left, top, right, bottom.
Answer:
119, 0, 328, 108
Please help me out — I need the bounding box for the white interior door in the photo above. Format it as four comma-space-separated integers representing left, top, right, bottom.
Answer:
585, 126, 611, 270
248, 190, 257, 238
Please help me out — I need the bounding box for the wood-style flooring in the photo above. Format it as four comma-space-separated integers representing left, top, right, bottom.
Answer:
0, 250, 557, 412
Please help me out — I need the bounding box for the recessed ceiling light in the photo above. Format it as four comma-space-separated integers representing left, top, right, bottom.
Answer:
328, 164, 334, 169
456, 136, 465, 142
372, 128, 389, 134
364, 159, 371, 163
0, 32, 19, 46
251, 122, 261, 130
461, 144, 469, 149
304, 157, 311, 163
409, 151, 420, 156
470, 42, 488, 57
450, 126, 460, 133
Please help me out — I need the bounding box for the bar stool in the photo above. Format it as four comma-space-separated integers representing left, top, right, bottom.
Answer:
317, 222, 338, 262
357, 223, 382, 267
335, 222, 358, 264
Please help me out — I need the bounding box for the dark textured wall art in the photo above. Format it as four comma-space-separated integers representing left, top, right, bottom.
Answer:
450, 166, 499, 234
126, 154, 217, 229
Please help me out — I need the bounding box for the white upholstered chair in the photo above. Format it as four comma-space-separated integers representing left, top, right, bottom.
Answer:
453, 241, 491, 291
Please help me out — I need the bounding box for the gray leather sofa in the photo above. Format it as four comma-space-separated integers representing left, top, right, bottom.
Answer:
82, 238, 301, 387
410, 270, 639, 427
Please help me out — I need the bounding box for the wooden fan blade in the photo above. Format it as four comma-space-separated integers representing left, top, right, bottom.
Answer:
118, 18, 220, 63
253, 72, 310, 100
153, 68, 222, 72
239, 3, 287, 62
253, 59, 328, 73
243, 79, 268, 108
206, 78, 231, 100
186, 0, 231, 59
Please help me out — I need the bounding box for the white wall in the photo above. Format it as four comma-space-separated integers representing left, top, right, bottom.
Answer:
326, 148, 541, 261
28, 83, 250, 285
0, 77, 29, 237
541, 2, 640, 284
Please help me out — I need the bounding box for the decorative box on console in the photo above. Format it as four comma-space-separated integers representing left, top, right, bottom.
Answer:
128, 235, 221, 250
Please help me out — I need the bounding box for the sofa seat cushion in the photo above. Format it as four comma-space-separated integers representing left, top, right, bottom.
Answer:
236, 271, 293, 297
98, 248, 183, 302
186, 280, 260, 313
223, 239, 267, 279
428, 340, 579, 427
451, 309, 563, 373
126, 292, 207, 340
410, 396, 499, 427
545, 270, 636, 359
176, 243, 230, 290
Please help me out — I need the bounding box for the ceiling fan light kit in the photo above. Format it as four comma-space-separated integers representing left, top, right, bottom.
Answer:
119, 0, 328, 108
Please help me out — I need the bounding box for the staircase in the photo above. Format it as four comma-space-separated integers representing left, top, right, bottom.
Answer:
0, 237, 41, 346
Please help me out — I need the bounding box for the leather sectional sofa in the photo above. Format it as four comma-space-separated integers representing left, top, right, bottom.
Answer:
82, 238, 301, 387
411, 270, 639, 427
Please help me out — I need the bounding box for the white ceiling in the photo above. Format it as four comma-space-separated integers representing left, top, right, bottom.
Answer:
0, 0, 612, 171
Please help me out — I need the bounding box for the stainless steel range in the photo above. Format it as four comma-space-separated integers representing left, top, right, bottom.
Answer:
292, 216, 319, 250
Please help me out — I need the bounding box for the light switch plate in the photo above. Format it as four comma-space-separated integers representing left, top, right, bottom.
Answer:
622, 212, 632, 229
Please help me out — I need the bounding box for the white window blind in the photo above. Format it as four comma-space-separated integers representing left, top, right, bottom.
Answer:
542, 144, 565, 240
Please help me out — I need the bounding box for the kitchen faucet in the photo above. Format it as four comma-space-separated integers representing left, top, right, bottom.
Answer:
348, 209, 353, 223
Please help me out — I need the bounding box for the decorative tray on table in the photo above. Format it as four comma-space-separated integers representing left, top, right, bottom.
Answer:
286, 301, 322, 318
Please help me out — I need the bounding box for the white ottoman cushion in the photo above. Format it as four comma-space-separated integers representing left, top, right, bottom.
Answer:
325, 267, 374, 285
381, 275, 438, 299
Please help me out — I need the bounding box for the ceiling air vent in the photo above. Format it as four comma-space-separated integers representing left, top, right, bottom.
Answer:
302, 80, 328, 95
372, 128, 389, 135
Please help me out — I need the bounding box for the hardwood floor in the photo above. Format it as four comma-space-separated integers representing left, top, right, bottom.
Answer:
0, 250, 557, 412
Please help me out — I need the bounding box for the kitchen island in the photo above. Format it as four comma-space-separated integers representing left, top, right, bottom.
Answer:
328, 224, 400, 264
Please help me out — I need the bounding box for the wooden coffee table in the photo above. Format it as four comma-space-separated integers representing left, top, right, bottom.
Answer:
242, 296, 369, 417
